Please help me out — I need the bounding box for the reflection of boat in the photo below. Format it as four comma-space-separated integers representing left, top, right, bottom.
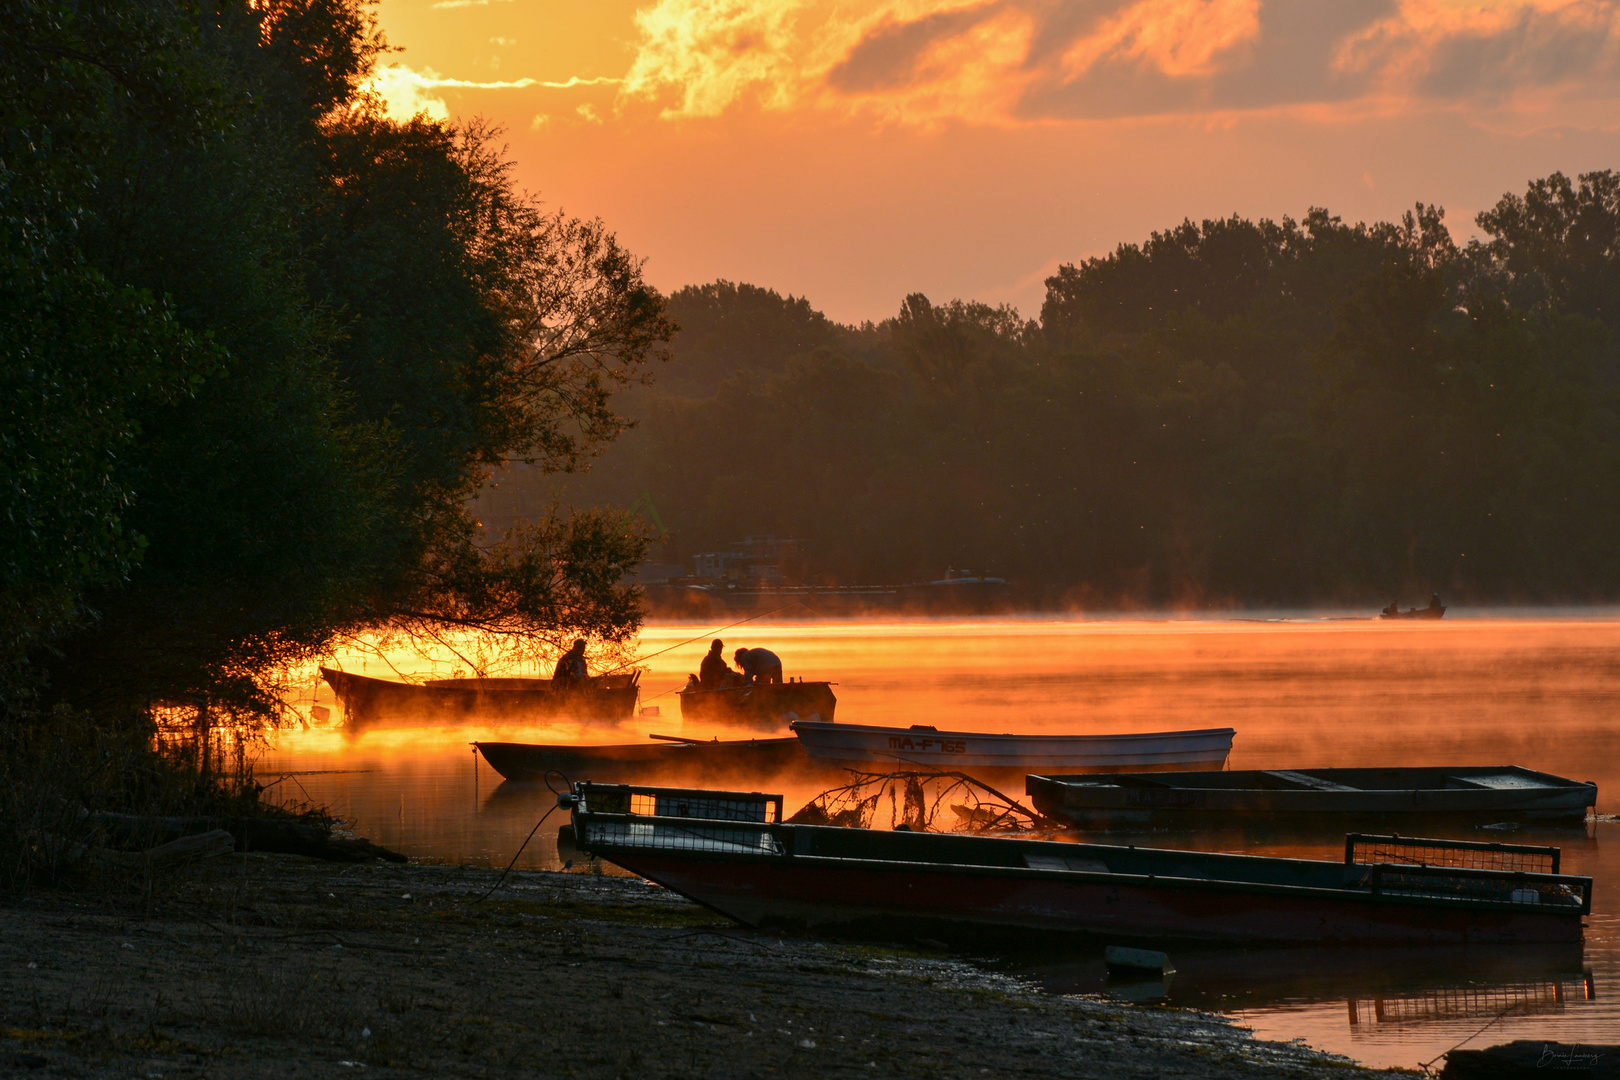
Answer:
1027, 766, 1598, 830
678, 680, 836, 730
1349, 972, 1595, 1026
475, 736, 825, 785
321, 667, 639, 728
789, 720, 1234, 782
568, 782, 1593, 946
1012, 939, 1590, 1013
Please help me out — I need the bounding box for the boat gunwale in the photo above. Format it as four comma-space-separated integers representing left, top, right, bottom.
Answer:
1028, 764, 1595, 793
790, 720, 1237, 744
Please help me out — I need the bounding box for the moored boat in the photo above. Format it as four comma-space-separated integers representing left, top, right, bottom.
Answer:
1027, 766, 1598, 830
678, 679, 836, 731
321, 667, 639, 728
475, 735, 827, 785
789, 720, 1234, 783
565, 782, 1593, 947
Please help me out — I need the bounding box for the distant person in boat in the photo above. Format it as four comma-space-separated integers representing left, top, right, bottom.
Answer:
1383, 600, 1400, 617
734, 647, 783, 685
698, 639, 732, 690
553, 638, 588, 685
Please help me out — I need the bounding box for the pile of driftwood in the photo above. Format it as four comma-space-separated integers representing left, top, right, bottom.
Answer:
787, 769, 1061, 833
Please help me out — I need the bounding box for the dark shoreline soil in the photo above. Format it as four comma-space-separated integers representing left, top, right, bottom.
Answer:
0, 855, 1410, 1078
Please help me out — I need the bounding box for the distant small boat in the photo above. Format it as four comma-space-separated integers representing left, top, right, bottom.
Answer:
1027, 766, 1598, 830
789, 720, 1234, 781
475, 735, 822, 785
321, 667, 639, 728
567, 781, 1593, 946
1381, 600, 1446, 620
678, 680, 837, 731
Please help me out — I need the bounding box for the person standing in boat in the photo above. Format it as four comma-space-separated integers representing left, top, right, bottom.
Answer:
698, 639, 731, 690
553, 638, 589, 685
734, 646, 783, 685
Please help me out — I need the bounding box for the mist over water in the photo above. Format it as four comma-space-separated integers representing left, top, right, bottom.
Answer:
264, 614, 1620, 1070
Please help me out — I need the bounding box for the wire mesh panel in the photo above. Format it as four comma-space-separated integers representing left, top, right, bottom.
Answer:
579, 819, 784, 856
579, 783, 783, 822
1346, 833, 1560, 874
1363, 864, 1590, 910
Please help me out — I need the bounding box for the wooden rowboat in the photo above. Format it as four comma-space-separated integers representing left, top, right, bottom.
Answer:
321, 667, 639, 729
678, 680, 837, 731
474, 736, 827, 786
1027, 766, 1598, 830
566, 781, 1593, 947
788, 720, 1233, 784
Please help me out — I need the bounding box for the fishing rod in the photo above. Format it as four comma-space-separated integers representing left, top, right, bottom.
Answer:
594, 600, 811, 676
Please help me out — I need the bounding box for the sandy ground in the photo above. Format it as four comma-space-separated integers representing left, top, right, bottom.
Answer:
0, 854, 1410, 1079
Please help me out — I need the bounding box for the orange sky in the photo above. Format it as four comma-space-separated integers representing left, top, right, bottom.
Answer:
371, 0, 1620, 323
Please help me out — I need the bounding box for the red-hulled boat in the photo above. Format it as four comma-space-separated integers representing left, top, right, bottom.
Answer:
566, 782, 1592, 947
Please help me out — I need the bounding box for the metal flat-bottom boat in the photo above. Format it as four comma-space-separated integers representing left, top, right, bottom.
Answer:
789, 720, 1233, 784
321, 667, 638, 728
1027, 766, 1598, 830
567, 782, 1592, 947
475, 736, 830, 786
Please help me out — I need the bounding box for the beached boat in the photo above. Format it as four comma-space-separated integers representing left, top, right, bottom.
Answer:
678, 680, 836, 731
475, 735, 828, 786
321, 667, 639, 728
565, 782, 1593, 947
789, 720, 1233, 782
1027, 766, 1598, 830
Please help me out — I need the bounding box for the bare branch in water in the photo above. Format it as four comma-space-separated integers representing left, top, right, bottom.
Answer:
787, 769, 1063, 833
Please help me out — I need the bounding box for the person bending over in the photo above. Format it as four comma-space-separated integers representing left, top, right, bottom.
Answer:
734, 647, 783, 685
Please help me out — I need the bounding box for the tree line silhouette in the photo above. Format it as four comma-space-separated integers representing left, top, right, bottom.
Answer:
532, 179, 1620, 606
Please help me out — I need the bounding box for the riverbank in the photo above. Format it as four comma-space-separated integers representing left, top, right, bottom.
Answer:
0, 854, 1408, 1079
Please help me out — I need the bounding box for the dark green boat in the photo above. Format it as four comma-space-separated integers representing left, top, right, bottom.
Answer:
1026, 766, 1598, 831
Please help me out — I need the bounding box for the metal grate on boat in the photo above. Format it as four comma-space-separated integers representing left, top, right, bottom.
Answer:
577, 818, 785, 856
1346, 833, 1560, 874
1345, 833, 1591, 913
578, 782, 784, 823
573, 782, 788, 857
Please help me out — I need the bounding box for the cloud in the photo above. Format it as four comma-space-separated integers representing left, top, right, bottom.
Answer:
366, 64, 622, 123
615, 0, 1620, 125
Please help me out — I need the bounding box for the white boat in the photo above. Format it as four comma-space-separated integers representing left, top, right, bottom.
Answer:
788, 720, 1234, 779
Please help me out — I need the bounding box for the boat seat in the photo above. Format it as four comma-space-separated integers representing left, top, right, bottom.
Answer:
1024, 852, 1111, 874
1447, 773, 1561, 790
1261, 770, 1359, 792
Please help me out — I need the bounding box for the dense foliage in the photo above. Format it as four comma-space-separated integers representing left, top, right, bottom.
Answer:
1, 0, 670, 728
534, 179, 1620, 605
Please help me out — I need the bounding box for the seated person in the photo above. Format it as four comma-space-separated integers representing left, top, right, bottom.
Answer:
698, 639, 731, 690
553, 638, 588, 685
734, 646, 783, 685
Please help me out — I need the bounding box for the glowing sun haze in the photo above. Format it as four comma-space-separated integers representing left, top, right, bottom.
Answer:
371, 0, 1620, 321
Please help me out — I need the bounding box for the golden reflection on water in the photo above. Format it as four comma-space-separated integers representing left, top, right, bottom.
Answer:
262, 616, 1620, 1071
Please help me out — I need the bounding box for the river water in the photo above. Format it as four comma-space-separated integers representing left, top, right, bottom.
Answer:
262, 614, 1620, 1071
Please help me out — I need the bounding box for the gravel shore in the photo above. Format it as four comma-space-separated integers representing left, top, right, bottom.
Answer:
0, 854, 1411, 1078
